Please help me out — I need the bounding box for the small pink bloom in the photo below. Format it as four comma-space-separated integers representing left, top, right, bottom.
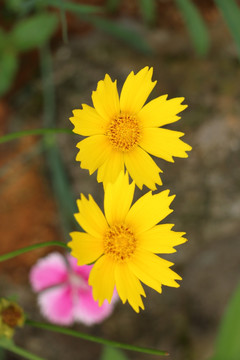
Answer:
30, 252, 117, 326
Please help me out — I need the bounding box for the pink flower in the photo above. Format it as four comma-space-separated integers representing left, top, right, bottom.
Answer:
29, 252, 117, 326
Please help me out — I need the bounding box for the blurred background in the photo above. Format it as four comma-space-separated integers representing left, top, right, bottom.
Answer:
0, 0, 240, 359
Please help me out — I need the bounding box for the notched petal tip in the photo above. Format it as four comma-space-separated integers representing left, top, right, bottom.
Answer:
68, 232, 75, 240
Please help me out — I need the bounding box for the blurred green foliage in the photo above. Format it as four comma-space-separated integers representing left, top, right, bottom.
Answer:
175, 0, 209, 56
0, 12, 58, 96
0, 0, 151, 97
139, 0, 157, 26
1, 0, 240, 97
214, 0, 240, 57
211, 282, 240, 360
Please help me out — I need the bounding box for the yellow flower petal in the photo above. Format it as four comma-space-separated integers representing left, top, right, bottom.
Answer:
76, 135, 112, 175
140, 128, 192, 162
92, 74, 120, 120
138, 224, 187, 254
124, 146, 162, 190
88, 255, 116, 305
104, 172, 135, 225
68, 232, 103, 266
126, 190, 175, 234
115, 262, 145, 312
120, 67, 156, 114
129, 249, 181, 291
97, 149, 124, 185
138, 95, 188, 128
70, 104, 108, 136
75, 194, 108, 238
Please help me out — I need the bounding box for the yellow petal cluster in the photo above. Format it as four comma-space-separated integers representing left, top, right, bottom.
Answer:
71, 67, 191, 190
68, 172, 187, 312
69, 67, 190, 312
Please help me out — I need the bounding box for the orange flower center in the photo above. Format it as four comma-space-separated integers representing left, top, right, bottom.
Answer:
103, 224, 137, 262
1, 306, 22, 328
106, 114, 142, 152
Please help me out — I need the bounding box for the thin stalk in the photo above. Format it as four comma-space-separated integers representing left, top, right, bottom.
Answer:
0, 339, 45, 360
26, 320, 169, 356
40, 44, 76, 236
0, 241, 69, 263
0, 128, 72, 144
58, 0, 69, 43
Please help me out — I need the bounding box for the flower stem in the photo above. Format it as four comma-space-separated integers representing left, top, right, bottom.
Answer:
0, 128, 72, 144
0, 338, 45, 360
26, 320, 169, 356
0, 241, 69, 262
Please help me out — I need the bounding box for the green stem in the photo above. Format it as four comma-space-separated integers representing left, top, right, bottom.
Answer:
0, 338, 45, 360
0, 241, 69, 262
59, 0, 69, 43
0, 128, 72, 144
40, 44, 76, 237
26, 320, 169, 356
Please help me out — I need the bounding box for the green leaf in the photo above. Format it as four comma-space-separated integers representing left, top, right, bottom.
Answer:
5, 0, 26, 12
139, 0, 156, 25
214, 0, 240, 57
101, 346, 129, 360
11, 13, 58, 52
86, 15, 152, 54
40, 0, 101, 14
0, 52, 18, 96
175, 0, 209, 55
212, 283, 240, 360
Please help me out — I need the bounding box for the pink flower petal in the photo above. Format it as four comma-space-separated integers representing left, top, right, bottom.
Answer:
67, 254, 93, 282
30, 252, 68, 292
38, 284, 74, 325
73, 287, 116, 326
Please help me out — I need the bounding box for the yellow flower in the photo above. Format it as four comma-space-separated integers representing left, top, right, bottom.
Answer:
68, 172, 187, 312
70, 66, 191, 190
0, 298, 24, 339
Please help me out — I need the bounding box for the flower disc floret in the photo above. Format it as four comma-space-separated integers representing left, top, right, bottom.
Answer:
106, 114, 142, 152
104, 224, 137, 261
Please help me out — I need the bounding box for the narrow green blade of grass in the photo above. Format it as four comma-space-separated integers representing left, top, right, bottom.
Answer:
86, 15, 152, 54
101, 346, 129, 360
175, 0, 209, 55
139, 0, 156, 25
211, 283, 240, 360
214, 0, 240, 57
